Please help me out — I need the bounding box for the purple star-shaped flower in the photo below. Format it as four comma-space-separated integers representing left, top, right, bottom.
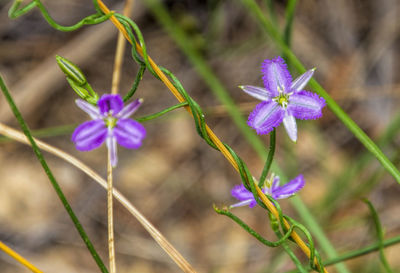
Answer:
240, 56, 326, 142
72, 94, 146, 167
230, 174, 305, 208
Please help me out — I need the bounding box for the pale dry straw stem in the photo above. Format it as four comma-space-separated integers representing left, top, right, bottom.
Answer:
111, 0, 135, 94
109, 2, 135, 270
95, 1, 328, 271
107, 150, 116, 273
0, 123, 197, 273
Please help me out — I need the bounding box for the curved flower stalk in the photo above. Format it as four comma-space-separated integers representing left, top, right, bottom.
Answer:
240, 56, 326, 142
72, 94, 146, 167
231, 174, 305, 208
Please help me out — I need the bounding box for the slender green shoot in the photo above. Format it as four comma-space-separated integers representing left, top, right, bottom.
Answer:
270, 213, 308, 273
363, 199, 394, 273
283, 0, 298, 48
285, 235, 400, 272
321, 109, 400, 216
9, 0, 111, 31
259, 129, 276, 186
214, 205, 295, 248
124, 64, 146, 102
136, 102, 188, 122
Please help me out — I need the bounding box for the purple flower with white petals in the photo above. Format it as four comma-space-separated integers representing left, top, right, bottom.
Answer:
72, 94, 146, 167
240, 56, 326, 142
230, 174, 305, 208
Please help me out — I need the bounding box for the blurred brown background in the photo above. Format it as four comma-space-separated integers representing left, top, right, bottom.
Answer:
0, 0, 400, 272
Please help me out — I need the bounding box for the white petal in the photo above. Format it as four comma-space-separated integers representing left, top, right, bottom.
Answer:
106, 134, 118, 167
230, 199, 253, 208
75, 99, 101, 119
117, 98, 143, 119
283, 113, 297, 142
271, 176, 280, 191
239, 85, 271, 101
291, 68, 315, 92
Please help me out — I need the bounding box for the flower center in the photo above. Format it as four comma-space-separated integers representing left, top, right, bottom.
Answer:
264, 173, 275, 188
105, 114, 117, 128
273, 93, 290, 108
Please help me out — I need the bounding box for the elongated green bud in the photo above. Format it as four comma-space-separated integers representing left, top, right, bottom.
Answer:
56, 55, 87, 86
66, 78, 98, 104
66, 77, 90, 98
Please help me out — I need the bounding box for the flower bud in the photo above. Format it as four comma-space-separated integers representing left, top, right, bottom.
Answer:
66, 78, 98, 104
56, 55, 87, 86
66, 78, 89, 98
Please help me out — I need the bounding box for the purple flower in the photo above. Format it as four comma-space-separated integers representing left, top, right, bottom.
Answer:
230, 174, 305, 208
240, 56, 326, 142
72, 94, 146, 167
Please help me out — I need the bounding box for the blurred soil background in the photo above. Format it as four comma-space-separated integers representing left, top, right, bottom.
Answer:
0, 0, 400, 272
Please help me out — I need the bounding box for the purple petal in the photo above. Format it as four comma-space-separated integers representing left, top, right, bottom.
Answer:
271, 176, 280, 191
239, 85, 272, 101
287, 91, 326, 120
291, 68, 316, 92
272, 174, 305, 199
75, 99, 101, 119
116, 98, 143, 119
231, 184, 258, 208
283, 113, 298, 142
98, 94, 124, 116
261, 57, 292, 96
113, 119, 146, 149
106, 134, 118, 167
248, 200, 258, 208
231, 184, 254, 201
248, 101, 285, 135
72, 120, 107, 151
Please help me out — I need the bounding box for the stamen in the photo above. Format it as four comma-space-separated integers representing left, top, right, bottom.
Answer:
273, 93, 290, 108
105, 117, 117, 128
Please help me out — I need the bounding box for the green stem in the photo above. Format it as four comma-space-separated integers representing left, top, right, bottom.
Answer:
9, 0, 110, 31
259, 129, 276, 186
290, 195, 350, 272
363, 199, 394, 273
263, 0, 277, 26
240, 0, 400, 184
214, 205, 294, 248
284, 235, 400, 272
283, 0, 298, 48
270, 213, 308, 273
123, 64, 146, 102
325, 236, 400, 267
136, 102, 188, 122
321, 109, 400, 217
0, 76, 108, 273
